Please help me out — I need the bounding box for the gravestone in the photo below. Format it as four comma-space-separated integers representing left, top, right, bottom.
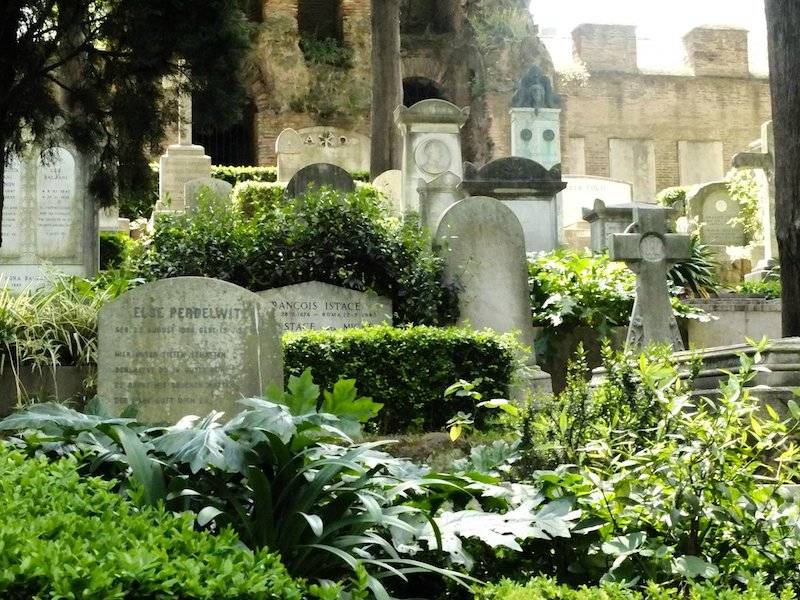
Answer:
560, 176, 633, 250
97, 277, 283, 423
285, 163, 356, 198
509, 66, 562, 170
0, 146, 97, 292
276, 127, 370, 183
686, 181, 746, 247
257, 282, 392, 332
460, 157, 567, 253
157, 90, 211, 212
395, 99, 469, 213
372, 169, 404, 215
609, 138, 656, 201
610, 205, 691, 351
184, 177, 234, 211
417, 172, 463, 235
582, 200, 663, 253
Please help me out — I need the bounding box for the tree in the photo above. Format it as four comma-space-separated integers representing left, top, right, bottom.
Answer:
765, 0, 800, 336
369, 0, 402, 179
0, 0, 251, 245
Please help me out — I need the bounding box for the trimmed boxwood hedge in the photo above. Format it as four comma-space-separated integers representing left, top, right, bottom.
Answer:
210, 165, 370, 186
283, 325, 520, 433
0, 444, 308, 599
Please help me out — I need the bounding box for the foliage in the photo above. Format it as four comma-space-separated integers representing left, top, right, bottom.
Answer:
232, 181, 287, 215
736, 278, 782, 299
99, 232, 136, 270
284, 325, 520, 434
476, 577, 792, 600
668, 235, 719, 298
466, 0, 533, 52
0, 444, 310, 599
656, 187, 689, 208
728, 169, 763, 242
300, 36, 353, 68
213, 165, 278, 185
1, 370, 582, 598
135, 187, 456, 325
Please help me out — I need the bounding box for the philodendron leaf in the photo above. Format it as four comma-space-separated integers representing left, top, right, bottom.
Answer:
153, 412, 245, 474
673, 555, 719, 579
322, 378, 383, 423
0, 403, 134, 435
228, 398, 296, 443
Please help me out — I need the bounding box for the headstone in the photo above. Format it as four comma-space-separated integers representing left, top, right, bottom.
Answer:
678, 141, 724, 185
372, 169, 404, 214
276, 127, 370, 183
0, 146, 97, 292
509, 66, 562, 170
559, 175, 633, 250
157, 90, 211, 212
97, 277, 283, 423
685, 181, 746, 247
609, 138, 656, 201
395, 99, 469, 213
417, 172, 463, 235
460, 157, 567, 253
257, 282, 392, 332
732, 121, 777, 281
610, 205, 691, 351
582, 200, 660, 253
285, 163, 356, 198
184, 177, 234, 211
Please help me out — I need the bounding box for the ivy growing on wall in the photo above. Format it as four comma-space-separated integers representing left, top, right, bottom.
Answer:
727, 168, 762, 243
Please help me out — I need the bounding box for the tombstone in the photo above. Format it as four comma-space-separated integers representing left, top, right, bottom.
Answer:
257, 282, 392, 332
610, 205, 691, 351
609, 138, 657, 201
583, 200, 665, 253
560, 176, 633, 250
417, 172, 463, 235
97, 277, 283, 423
509, 66, 562, 170
460, 157, 567, 253
184, 177, 234, 212
395, 99, 469, 213
157, 90, 211, 212
372, 169, 404, 215
678, 141, 724, 186
285, 163, 356, 199
685, 181, 746, 247
0, 146, 97, 292
732, 121, 777, 281
276, 127, 370, 183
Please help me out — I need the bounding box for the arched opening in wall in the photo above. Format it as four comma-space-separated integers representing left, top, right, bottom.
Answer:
400, 0, 455, 35
403, 77, 447, 107
192, 101, 256, 166
298, 0, 349, 66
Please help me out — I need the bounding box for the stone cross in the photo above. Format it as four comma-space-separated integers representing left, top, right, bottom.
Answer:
610, 205, 690, 351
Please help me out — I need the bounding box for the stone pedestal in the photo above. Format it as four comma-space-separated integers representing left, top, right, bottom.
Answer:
395, 99, 469, 214
510, 107, 562, 170
582, 200, 662, 253
157, 144, 211, 212
417, 172, 463, 236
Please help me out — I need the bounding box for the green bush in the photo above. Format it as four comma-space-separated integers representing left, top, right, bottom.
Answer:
136, 187, 456, 325
283, 325, 520, 433
656, 186, 689, 208
0, 444, 307, 599
99, 231, 135, 270
736, 278, 781, 299
232, 181, 286, 216
477, 577, 791, 600
212, 165, 277, 185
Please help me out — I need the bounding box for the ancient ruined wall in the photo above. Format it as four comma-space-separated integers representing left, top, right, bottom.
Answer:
559, 25, 772, 198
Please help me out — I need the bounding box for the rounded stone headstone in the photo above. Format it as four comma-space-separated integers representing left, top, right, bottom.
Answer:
372, 169, 404, 214
285, 163, 356, 198
184, 177, 234, 212
97, 277, 283, 424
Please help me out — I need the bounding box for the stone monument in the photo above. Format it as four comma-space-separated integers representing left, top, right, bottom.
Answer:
510, 66, 562, 170
276, 127, 370, 183
285, 163, 356, 198
395, 99, 469, 213
258, 282, 392, 332
157, 89, 212, 212
610, 205, 691, 351
559, 175, 633, 249
582, 200, 661, 253
686, 181, 745, 247
460, 157, 567, 253
184, 177, 234, 212
97, 277, 283, 423
0, 146, 97, 292
417, 172, 463, 235
372, 169, 404, 215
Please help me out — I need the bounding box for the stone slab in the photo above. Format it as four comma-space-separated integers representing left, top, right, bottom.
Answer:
276, 127, 370, 183
285, 163, 356, 198
372, 169, 404, 215
158, 144, 212, 211
609, 138, 656, 201
97, 277, 283, 423
184, 177, 234, 211
678, 140, 724, 186
686, 181, 746, 247
257, 282, 392, 332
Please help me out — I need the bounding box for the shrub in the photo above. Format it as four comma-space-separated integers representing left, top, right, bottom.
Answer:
212, 165, 278, 185
728, 168, 762, 243
300, 36, 353, 68
232, 180, 286, 215
283, 325, 520, 433
656, 186, 689, 208
135, 187, 456, 325
0, 444, 307, 599
99, 231, 136, 270
736, 278, 781, 299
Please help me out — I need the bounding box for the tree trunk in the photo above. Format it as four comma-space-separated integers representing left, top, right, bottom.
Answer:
765, 0, 800, 336
369, 0, 402, 179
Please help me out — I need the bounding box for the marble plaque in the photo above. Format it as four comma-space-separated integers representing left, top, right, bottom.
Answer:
36, 147, 79, 259
1, 154, 24, 258
258, 282, 392, 332
97, 277, 283, 423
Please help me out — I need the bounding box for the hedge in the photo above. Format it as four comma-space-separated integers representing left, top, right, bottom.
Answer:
210, 165, 370, 185
0, 444, 309, 599
476, 577, 789, 600
283, 325, 520, 433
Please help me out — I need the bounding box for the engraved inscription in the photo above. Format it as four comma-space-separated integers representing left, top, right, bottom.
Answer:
37, 147, 78, 259
640, 234, 666, 263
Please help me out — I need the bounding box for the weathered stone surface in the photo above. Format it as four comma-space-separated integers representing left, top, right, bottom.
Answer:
560, 175, 633, 227
158, 144, 212, 211
184, 177, 234, 211
285, 163, 356, 198
609, 138, 656, 201
257, 282, 392, 332
97, 277, 283, 423
610, 205, 690, 351
582, 199, 656, 253
276, 127, 370, 183
510, 108, 562, 170
683, 297, 781, 349
417, 172, 463, 235
685, 181, 746, 247
372, 169, 404, 215
678, 141, 724, 186
511, 65, 561, 109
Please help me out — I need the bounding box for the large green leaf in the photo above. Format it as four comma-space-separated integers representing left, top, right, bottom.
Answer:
673, 555, 719, 579
0, 403, 133, 435
321, 379, 383, 424
112, 424, 166, 506
227, 398, 296, 443
282, 369, 321, 416
153, 412, 245, 473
